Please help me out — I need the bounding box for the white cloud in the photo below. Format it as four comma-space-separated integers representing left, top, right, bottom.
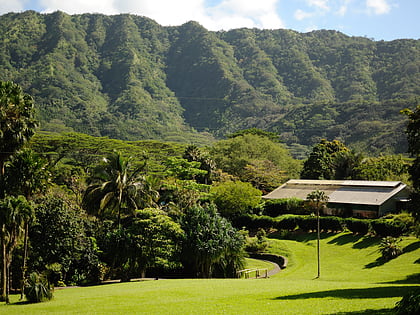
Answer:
32, 0, 284, 30
40, 0, 117, 14
113, 0, 208, 26
336, 0, 351, 16
294, 9, 314, 21
366, 0, 391, 15
307, 0, 330, 11
205, 0, 285, 30
0, 0, 25, 14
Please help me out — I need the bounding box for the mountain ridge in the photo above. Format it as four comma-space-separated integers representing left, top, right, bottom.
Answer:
1, 11, 418, 154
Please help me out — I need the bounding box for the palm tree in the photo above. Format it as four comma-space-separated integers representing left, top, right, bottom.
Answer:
82, 151, 158, 225
0, 81, 37, 194
306, 190, 329, 279
4, 149, 50, 299
0, 195, 34, 303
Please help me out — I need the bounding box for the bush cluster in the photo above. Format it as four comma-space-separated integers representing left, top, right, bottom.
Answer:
234, 214, 414, 237
344, 218, 371, 234
371, 220, 408, 237
263, 198, 306, 217
394, 290, 420, 315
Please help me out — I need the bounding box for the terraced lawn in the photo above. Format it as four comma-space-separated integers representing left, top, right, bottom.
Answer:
2, 232, 419, 314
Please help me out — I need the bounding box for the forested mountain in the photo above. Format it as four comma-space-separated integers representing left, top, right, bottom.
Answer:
1, 11, 419, 155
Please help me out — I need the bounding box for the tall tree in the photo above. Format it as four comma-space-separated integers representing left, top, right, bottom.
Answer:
0, 196, 34, 303
301, 139, 349, 179
306, 190, 329, 279
0, 81, 37, 193
402, 105, 420, 221
82, 151, 158, 225
4, 149, 50, 298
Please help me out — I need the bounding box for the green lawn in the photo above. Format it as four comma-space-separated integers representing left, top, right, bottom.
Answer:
2, 232, 419, 314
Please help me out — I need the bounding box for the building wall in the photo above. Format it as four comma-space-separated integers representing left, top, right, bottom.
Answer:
378, 189, 411, 217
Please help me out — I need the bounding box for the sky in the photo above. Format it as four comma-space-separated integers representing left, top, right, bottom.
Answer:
1, 0, 419, 41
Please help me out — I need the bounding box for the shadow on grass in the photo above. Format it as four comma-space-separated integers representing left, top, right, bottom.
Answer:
273, 285, 419, 300
385, 273, 420, 284
293, 232, 335, 243
364, 256, 387, 269
330, 308, 394, 315
403, 241, 420, 254
352, 236, 381, 249
327, 233, 364, 246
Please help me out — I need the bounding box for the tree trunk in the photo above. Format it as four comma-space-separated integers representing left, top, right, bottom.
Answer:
0, 226, 6, 302
20, 221, 29, 300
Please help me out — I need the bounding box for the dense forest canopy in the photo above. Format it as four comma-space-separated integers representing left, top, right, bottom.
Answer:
0, 11, 419, 155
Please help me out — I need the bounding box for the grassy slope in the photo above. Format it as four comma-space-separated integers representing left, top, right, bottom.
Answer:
2, 233, 419, 314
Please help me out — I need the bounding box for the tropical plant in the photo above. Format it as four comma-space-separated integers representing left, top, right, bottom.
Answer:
183, 145, 216, 185
394, 290, 420, 315
179, 204, 245, 278
306, 190, 329, 278
24, 272, 53, 303
0, 81, 37, 193
0, 195, 34, 303
4, 148, 50, 298
82, 151, 158, 225
379, 236, 403, 261
244, 229, 269, 254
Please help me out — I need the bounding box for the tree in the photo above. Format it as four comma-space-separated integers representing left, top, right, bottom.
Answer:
126, 208, 183, 279
301, 139, 349, 179
4, 149, 50, 298
0, 81, 37, 194
210, 134, 301, 184
0, 195, 34, 303
183, 145, 216, 185
82, 151, 158, 226
30, 196, 101, 286
355, 155, 410, 182
402, 104, 420, 221
179, 204, 245, 278
210, 180, 262, 218
306, 190, 329, 279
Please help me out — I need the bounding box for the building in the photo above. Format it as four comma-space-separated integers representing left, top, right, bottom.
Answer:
263, 179, 410, 218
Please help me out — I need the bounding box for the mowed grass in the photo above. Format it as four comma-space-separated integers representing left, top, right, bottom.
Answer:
2, 232, 419, 314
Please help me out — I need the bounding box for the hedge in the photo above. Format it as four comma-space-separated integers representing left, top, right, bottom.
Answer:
371, 220, 408, 237
263, 198, 306, 217
344, 218, 371, 235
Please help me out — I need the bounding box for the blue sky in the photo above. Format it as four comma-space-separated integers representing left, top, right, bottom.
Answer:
1, 0, 418, 40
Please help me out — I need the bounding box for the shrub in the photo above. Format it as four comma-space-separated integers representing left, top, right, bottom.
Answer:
275, 215, 298, 231
371, 220, 408, 237
245, 229, 269, 254
394, 290, 420, 315
24, 272, 53, 303
263, 198, 305, 217
344, 218, 371, 234
320, 216, 344, 232
296, 216, 318, 232
379, 236, 403, 261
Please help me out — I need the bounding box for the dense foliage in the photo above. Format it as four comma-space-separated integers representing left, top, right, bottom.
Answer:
0, 11, 419, 154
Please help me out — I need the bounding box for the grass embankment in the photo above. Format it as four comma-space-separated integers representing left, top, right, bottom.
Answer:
3, 232, 419, 314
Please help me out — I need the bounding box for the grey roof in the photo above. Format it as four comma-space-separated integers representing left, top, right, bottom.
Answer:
263, 179, 407, 206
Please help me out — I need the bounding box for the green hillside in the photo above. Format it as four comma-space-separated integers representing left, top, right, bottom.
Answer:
1, 11, 419, 154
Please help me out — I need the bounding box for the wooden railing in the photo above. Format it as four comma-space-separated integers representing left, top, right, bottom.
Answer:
237, 268, 268, 279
